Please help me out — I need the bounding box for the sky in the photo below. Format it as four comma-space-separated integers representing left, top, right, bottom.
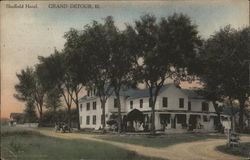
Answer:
1, 0, 249, 118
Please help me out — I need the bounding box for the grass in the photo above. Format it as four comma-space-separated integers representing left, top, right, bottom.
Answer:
99, 133, 226, 148
1, 126, 162, 160
216, 143, 250, 158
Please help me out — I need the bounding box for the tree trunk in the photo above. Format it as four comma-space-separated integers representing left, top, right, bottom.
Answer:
115, 91, 122, 133
74, 95, 81, 130
229, 98, 235, 132
212, 101, 221, 129
151, 105, 156, 135
68, 108, 72, 128
239, 99, 245, 132
101, 101, 106, 132
149, 87, 156, 135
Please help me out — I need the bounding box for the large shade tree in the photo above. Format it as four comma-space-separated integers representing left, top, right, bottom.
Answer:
78, 17, 120, 131
14, 67, 45, 125
107, 23, 139, 133
198, 26, 250, 131
36, 51, 75, 127
130, 14, 201, 134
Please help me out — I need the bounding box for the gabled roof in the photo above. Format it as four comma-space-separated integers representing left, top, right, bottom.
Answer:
125, 83, 173, 100
182, 89, 204, 99
79, 83, 205, 102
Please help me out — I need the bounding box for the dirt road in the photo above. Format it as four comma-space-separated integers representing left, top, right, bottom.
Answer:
36, 129, 250, 160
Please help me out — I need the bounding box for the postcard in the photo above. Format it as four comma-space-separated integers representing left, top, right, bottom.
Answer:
1, 0, 249, 160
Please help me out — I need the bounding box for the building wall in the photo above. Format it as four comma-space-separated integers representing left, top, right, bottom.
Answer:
79, 85, 217, 131
126, 97, 151, 112
157, 85, 188, 111
189, 99, 216, 113
79, 98, 102, 129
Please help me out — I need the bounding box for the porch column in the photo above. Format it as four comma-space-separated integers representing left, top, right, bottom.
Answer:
171, 114, 176, 128
186, 114, 190, 125
155, 113, 160, 130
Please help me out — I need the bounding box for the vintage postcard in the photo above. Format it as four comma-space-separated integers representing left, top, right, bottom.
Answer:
1, 0, 250, 160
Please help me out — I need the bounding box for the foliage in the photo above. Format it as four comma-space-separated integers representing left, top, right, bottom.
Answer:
128, 13, 201, 134
197, 26, 250, 131
36, 51, 75, 127
44, 87, 62, 112
24, 100, 38, 123
14, 67, 45, 123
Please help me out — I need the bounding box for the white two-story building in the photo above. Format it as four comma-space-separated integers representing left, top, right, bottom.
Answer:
78, 83, 218, 132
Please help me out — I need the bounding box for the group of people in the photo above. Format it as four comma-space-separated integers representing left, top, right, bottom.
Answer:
55, 122, 71, 133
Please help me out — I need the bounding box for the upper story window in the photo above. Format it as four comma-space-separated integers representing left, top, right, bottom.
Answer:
188, 101, 191, 111
140, 99, 143, 108
162, 97, 168, 107
86, 103, 90, 111
130, 101, 133, 109
202, 102, 209, 112
114, 98, 118, 108
80, 104, 82, 112
87, 90, 90, 97
179, 98, 184, 108
93, 101, 96, 110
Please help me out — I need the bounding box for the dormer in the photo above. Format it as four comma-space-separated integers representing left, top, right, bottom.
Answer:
87, 88, 97, 97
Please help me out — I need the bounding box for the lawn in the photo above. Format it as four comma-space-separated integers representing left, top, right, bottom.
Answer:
99, 133, 226, 148
1, 126, 161, 160
216, 143, 250, 158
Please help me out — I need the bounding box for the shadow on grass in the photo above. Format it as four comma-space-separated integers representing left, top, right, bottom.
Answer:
99, 133, 226, 148
1, 126, 163, 160
216, 143, 250, 158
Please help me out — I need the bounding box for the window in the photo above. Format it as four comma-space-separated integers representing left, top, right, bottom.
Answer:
86, 103, 90, 111
93, 101, 96, 110
203, 115, 208, 122
179, 98, 184, 108
80, 104, 82, 111
130, 101, 133, 109
93, 115, 96, 125
80, 116, 82, 125
86, 116, 90, 125
140, 99, 143, 108
202, 102, 209, 112
188, 101, 191, 111
162, 97, 168, 107
176, 114, 186, 124
87, 90, 90, 96
114, 98, 118, 108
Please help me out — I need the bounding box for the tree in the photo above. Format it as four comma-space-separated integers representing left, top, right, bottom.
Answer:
63, 28, 87, 130
44, 87, 62, 123
79, 17, 118, 131
14, 67, 45, 125
36, 51, 74, 127
105, 22, 139, 133
198, 26, 250, 131
24, 100, 38, 123
130, 14, 201, 134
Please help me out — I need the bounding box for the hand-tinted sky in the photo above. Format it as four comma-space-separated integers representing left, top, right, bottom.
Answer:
1, 0, 249, 118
